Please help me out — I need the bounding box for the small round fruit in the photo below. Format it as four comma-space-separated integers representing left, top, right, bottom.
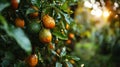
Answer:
29, 12, 39, 18
11, 0, 20, 9
39, 28, 52, 43
66, 23, 69, 30
26, 54, 38, 67
70, 60, 75, 64
28, 22, 40, 33
68, 33, 74, 39
15, 18, 25, 28
66, 39, 71, 44
42, 15, 55, 29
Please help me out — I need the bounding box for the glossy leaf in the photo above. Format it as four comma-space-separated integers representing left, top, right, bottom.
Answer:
60, 47, 66, 57
52, 31, 68, 40
66, 61, 73, 67
31, 0, 40, 7
60, 1, 68, 11
26, 8, 36, 15
10, 27, 32, 54
0, 3, 9, 12
71, 56, 80, 61
0, 15, 32, 54
56, 62, 62, 67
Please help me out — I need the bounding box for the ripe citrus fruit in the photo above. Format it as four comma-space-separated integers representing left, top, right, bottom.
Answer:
29, 12, 39, 18
11, 0, 19, 9
68, 33, 74, 39
70, 60, 75, 64
66, 39, 72, 44
26, 54, 38, 67
39, 28, 52, 43
66, 23, 70, 30
42, 15, 55, 29
15, 18, 25, 28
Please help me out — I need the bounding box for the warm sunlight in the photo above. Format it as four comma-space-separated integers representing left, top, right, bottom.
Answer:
102, 9, 110, 18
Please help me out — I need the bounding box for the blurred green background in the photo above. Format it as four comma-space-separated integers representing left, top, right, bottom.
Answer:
70, 0, 120, 67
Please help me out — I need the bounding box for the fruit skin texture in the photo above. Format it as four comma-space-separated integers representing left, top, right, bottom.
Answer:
27, 22, 40, 33
29, 12, 39, 18
15, 18, 25, 28
26, 54, 38, 67
42, 15, 55, 29
11, 0, 19, 9
66, 39, 71, 44
68, 33, 74, 39
39, 28, 52, 43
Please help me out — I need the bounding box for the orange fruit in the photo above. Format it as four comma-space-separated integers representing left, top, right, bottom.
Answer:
15, 18, 25, 28
39, 28, 52, 43
70, 60, 75, 64
68, 33, 74, 39
66, 39, 71, 44
42, 15, 55, 29
26, 54, 38, 67
29, 12, 39, 18
11, 0, 19, 9
65, 23, 69, 30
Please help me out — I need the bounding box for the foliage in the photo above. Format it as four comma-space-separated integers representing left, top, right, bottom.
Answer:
0, 0, 80, 67
0, 0, 120, 67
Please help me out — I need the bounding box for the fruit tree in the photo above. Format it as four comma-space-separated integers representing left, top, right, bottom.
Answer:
0, 0, 80, 67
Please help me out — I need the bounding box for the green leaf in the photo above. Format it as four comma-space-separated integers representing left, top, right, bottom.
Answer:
52, 31, 68, 40
60, 47, 66, 57
71, 56, 80, 61
10, 27, 32, 54
14, 61, 27, 67
63, 14, 71, 24
51, 50, 57, 55
60, 1, 68, 11
1, 52, 14, 67
1, 59, 10, 67
0, 15, 32, 54
66, 61, 73, 67
26, 8, 36, 15
31, 0, 40, 8
0, 15, 8, 30
56, 62, 62, 67
0, 3, 9, 12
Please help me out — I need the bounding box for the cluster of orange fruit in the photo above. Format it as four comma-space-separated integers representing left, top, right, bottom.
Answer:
11, 0, 56, 66
10, 0, 75, 66
39, 14, 55, 43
